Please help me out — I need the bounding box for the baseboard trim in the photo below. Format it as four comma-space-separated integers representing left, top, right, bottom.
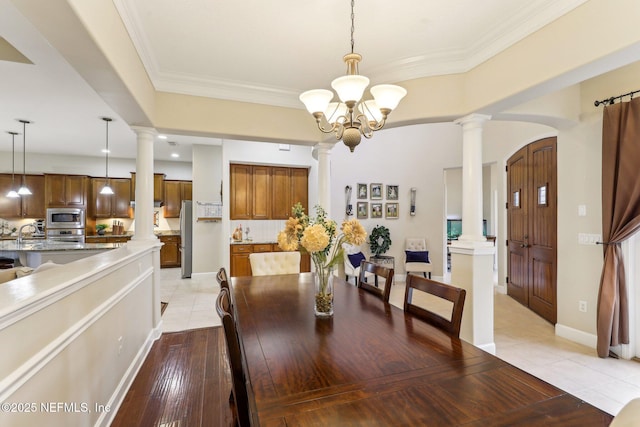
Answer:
555, 323, 597, 349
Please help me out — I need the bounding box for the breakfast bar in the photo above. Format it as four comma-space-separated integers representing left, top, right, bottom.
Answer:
231, 273, 613, 426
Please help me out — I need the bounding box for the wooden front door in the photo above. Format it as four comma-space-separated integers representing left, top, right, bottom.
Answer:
507, 137, 557, 324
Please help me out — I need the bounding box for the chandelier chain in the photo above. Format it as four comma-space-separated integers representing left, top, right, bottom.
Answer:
350, 0, 355, 54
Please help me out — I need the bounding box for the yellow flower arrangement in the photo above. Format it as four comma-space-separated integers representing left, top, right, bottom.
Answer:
278, 203, 367, 271
279, 203, 367, 315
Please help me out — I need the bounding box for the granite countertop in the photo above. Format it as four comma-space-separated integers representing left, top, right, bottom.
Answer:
230, 240, 277, 245
0, 240, 123, 252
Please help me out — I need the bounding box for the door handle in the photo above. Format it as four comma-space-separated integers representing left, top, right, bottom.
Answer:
520, 243, 529, 248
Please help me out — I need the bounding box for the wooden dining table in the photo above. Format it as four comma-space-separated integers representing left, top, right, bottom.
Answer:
232, 273, 613, 426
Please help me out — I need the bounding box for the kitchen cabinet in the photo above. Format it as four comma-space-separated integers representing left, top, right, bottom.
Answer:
230, 244, 252, 276
229, 243, 310, 276
0, 174, 45, 219
163, 180, 193, 218
130, 173, 165, 202
230, 164, 308, 220
45, 174, 88, 208
271, 167, 291, 219
90, 177, 132, 218
160, 235, 181, 268
290, 167, 309, 214
252, 166, 271, 219
230, 164, 252, 219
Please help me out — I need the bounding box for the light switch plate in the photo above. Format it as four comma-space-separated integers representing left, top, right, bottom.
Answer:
578, 205, 587, 216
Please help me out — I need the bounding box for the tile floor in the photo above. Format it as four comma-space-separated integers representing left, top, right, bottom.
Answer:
159, 268, 640, 416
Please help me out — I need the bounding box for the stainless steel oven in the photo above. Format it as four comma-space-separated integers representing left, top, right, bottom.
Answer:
46, 208, 85, 242
46, 208, 85, 229
46, 228, 86, 243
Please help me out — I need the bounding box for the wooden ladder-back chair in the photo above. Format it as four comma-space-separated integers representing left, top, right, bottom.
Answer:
357, 260, 394, 303
215, 288, 251, 427
217, 267, 230, 292
404, 274, 466, 337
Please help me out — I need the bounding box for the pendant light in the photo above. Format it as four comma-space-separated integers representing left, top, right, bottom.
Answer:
6, 131, 19, 198
17, 119, 31, 195
100, 117, 114, 195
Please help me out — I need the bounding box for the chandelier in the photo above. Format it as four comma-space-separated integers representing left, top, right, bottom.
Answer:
100, 117, 114, 195
299, 0, 407, 152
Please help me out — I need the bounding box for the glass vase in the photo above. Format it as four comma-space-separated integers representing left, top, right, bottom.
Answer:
314, 266, 334, 317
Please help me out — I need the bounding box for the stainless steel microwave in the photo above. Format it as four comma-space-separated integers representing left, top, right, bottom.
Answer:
46, 208, 85, 229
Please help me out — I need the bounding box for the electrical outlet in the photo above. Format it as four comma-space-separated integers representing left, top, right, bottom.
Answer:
579, 301, 587, 313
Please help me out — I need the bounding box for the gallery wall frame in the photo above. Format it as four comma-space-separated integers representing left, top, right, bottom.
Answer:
357, 201, 368, 219
370, 183, 383, 200
386, 185, 399, 200
357, 183, 368, 199
371, 202, 383, 218
386, 202, 399, 219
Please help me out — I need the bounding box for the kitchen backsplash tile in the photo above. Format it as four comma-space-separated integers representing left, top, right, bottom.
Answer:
230, 219, 285, 243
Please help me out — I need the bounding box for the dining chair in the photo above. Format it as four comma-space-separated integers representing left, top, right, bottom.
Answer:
249, 251, 300, 276
215, 288, 252, 427
357, 260, 394, 303
216, 267, 230, 291
404, 274, 466, 337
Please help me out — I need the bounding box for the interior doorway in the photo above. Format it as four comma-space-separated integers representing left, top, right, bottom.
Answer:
506, 137, 557, 324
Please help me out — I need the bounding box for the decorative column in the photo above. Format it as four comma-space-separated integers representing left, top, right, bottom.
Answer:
314, 141, 336, 211
130, 126, 158, 242
450, 114, 496, 353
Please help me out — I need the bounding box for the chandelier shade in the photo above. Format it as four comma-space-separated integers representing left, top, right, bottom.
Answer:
299, 0, 407, 152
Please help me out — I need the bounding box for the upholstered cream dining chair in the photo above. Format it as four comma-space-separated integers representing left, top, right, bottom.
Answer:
249, 251, 301, 276
404, 238, 433, 279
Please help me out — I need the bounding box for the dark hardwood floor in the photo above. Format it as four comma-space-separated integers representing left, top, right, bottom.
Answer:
111, 327, 235, 427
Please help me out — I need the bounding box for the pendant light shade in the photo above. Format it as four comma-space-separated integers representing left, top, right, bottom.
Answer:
100, 117, 114, 195
17, 120, 31, 196
6, 131, 19, 198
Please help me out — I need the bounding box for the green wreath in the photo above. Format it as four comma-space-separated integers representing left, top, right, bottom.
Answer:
368, 225, 391, 257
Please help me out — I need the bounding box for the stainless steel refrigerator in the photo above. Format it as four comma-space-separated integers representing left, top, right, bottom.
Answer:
180, 200, 193, 278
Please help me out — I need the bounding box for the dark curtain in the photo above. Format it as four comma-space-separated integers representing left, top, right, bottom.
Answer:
597, 97, 640, 358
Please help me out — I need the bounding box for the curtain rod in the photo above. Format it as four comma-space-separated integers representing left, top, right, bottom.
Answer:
594, 89, 640, 107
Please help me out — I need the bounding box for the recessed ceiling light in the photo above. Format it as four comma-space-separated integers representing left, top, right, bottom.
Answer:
158, 135, 167, 139
171, 153, 179, 158
101, 148, 110, 154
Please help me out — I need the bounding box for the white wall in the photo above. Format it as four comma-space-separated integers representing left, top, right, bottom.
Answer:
192, 144, 223, 274
329, 123, 463, 278
0, 152, 192, 180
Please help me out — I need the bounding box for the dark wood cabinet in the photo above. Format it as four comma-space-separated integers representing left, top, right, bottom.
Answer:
230, 164, 308, 220
45, 174, 87, 208
163, 180, 193, 218
160, 235, 181, 268
0, 174, 45, 219
130, 173, 165, 202
90, 177, 132, 218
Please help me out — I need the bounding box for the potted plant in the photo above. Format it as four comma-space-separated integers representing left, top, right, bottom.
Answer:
96, 224, 108, 235
368, 225, 391, 258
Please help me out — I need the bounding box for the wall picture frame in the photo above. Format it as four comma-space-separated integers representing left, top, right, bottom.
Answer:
385, 202, 399, 219
357, 201, 368, 219
371, 203, 383, 218
386, 185, 399, 200
370, 183, 383, 200
357, 183, 368, 199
